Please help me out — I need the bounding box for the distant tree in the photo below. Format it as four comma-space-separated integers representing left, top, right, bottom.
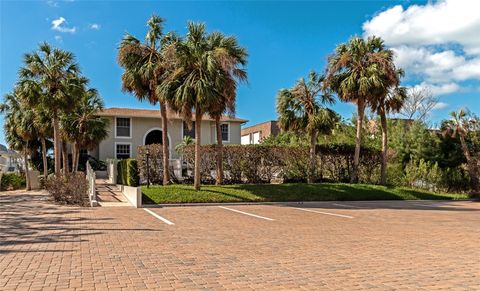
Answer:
442, 109, 479, 195
399, 87, 439, 122
277, 71, 338, 183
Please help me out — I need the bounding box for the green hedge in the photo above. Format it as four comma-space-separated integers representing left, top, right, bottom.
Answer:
117, 159, 139, 187
1, 173, 26, 191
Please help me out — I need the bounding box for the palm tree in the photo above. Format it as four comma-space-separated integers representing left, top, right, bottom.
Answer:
443, 109, 479, 194
160, 22, 228, 190
206, 32, 248, 185
19, 42, 82, 176
277, 71, 337, 183
326, 36, 395, 183
175, 136, 195, 154
62, 88, 109, 172
118, 15, 174, 185
32, 102, 52, 179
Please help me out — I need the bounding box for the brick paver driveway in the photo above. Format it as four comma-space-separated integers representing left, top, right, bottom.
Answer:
1, 190, 480, 290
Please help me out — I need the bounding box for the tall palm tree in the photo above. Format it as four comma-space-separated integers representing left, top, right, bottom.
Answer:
277, 71, 338, 183
443, 109, 479, 194
19, 42, 82, 176
118, 15, 173, 185
326, 36, 395, 183
160, 22, 227, 190
32, 100, 52, 179
206, 32, 248, 185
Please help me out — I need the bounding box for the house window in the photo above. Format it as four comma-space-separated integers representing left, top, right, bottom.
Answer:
221, 123, 229, 142
116, 117, 131, 138
183, 121, 195, 139
116, 143, 131, 159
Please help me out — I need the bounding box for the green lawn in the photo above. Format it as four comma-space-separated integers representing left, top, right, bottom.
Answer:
142, 183, 467, 204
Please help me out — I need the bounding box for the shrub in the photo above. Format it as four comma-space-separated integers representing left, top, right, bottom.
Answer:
117, 158, 139, 186
1, 173, 26, 191
179, 144, 382, 184
44, 173, 89, 206
137, 144, 165, 185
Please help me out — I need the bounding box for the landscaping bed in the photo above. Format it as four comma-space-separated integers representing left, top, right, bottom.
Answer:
142, 183, 467, 204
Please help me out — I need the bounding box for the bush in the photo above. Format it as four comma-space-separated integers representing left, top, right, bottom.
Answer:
179, 144, 382, 184
137, 144, 165, 185
44, 173, 89, 206
117, 159, 139, 186
1, 173, 26, 191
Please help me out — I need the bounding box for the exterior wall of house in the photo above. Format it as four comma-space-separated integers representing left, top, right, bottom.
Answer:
241, 121, 280, 144
96, 116, 242, 161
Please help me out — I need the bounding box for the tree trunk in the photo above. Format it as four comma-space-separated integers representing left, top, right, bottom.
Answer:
380, 105, 388, 185
71, 142, 77, 173
160, 101, 171, 185
62, 140, 69, 173
52, 113, 61, 176
41, 137, 48, 179
74, 145, 80, 172
194, 110, 202, 191
24, 151, 31, 191
215, 116, 224, 185
351, 98, 365, 183
308, 131, 318, 184
459, 135, 479, 194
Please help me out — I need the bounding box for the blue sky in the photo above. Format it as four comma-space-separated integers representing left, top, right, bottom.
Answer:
1, 0, 479, 146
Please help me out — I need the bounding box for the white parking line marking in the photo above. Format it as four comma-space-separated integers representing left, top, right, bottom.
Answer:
332, 203, 366, 209
291, 207, 354, 219
144, 209, 174, 225
218, 206, 275, 221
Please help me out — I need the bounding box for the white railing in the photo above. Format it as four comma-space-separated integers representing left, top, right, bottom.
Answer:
86, 161, 98, 206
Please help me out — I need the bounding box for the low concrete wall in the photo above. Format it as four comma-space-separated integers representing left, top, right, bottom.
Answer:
28, 170, 40, 190
120, 185, 142, 208
107, 159, 117, 184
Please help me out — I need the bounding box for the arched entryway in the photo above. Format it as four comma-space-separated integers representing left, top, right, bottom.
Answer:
144, 129, 163, 145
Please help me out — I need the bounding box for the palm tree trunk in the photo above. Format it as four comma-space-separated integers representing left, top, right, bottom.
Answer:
74, 145, 80, 172
24, 151, 31, 191
194, 110, 202, 191
308, 131, 318, 184
380, 105, 388, 185
41, 137, 48, 179
52, 113, 61, 176
459, 135, 479, 194
71, 142, 77, 173
160, 101, 170, 185
215, 116, 224, 185
62, 140, 69, 173
351, 98, 365, 183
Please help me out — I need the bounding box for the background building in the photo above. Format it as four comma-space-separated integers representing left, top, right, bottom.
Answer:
241, 120, 280, 145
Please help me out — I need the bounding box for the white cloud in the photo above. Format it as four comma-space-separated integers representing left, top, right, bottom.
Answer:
51, 17, 76, 33
433, 102, 449, 110
412, 82, 460, 96
363, 0, 480, 95
89, 23, 100, 30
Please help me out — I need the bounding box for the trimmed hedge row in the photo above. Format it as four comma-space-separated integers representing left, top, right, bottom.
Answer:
1, 173, 26, 191
137, 144, 381, 184
45, 173, 89, 206
117, 159, 139, 187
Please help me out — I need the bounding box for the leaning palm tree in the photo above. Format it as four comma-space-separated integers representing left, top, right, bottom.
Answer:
160, 22, 227, 190
326, 36, 395, 183
443, 109, 479, 195
277, 71, 338, 183
118, 15, 173, 185
19, 42, 82, 176
206, 32, 248, 185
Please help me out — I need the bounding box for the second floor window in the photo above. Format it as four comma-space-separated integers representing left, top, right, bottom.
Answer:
116, 117, 131, 137
183, 121, 195, 139
220, 123, 229, 142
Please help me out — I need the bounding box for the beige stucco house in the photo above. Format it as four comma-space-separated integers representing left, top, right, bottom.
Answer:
90, 108, 247, 161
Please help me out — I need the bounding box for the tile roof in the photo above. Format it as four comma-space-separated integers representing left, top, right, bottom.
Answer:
97, 107, 248, 123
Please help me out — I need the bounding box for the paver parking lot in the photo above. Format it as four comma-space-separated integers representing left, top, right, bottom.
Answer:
1, 190, 480, 290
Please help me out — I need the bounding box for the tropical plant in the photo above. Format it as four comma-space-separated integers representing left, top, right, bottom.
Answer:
118, 15, 174, 185
369, 67, 407, 185
175, 136, 195, 154
442, 109, 479, 195
160, 22, 232, 190
326, 36, 396, 183
277, 71, 338, 183
19, 42, 83, 175
206, 32, 248, 185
